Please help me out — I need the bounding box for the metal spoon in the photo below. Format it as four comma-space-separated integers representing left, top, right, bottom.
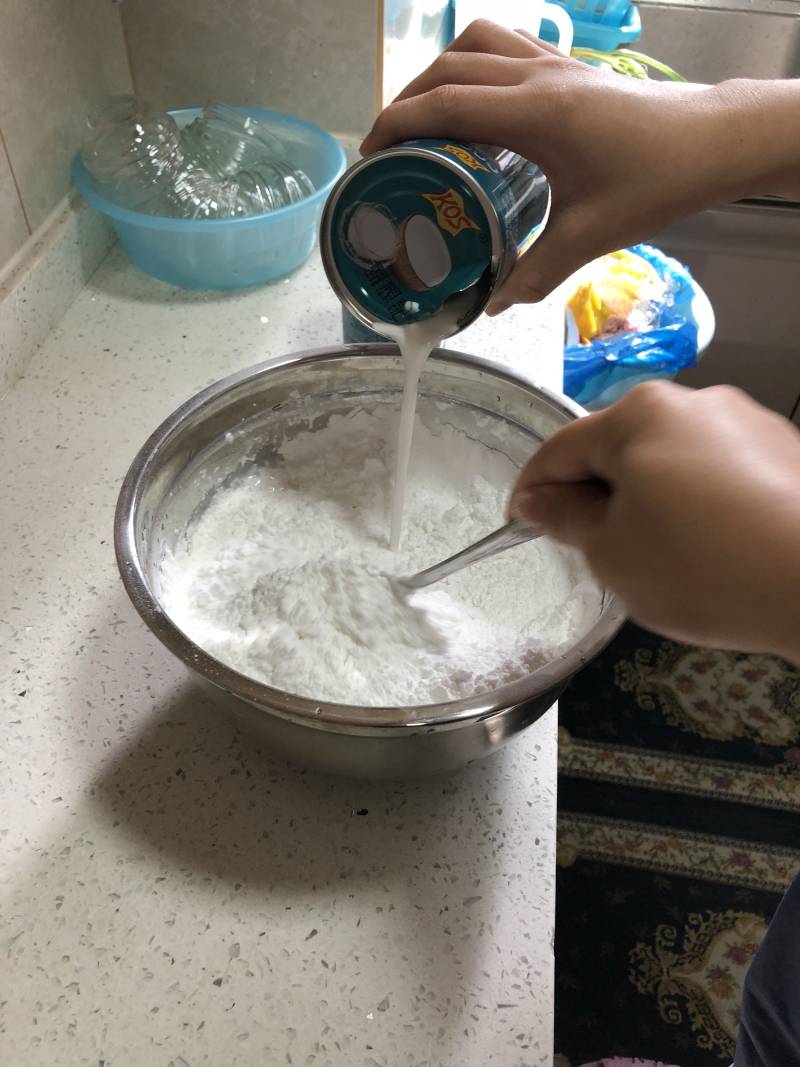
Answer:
392, 520, 541, 595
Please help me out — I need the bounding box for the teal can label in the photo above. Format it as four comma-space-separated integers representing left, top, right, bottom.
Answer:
321, 139, 550, 333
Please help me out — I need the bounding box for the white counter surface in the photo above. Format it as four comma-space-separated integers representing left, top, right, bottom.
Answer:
0, 245, 563, 1066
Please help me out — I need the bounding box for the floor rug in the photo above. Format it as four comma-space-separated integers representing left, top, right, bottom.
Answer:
554, 622, 800, 1067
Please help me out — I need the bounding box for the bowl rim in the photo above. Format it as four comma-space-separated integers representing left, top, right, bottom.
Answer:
72, 105, 347, 232
115, 344, 626, 734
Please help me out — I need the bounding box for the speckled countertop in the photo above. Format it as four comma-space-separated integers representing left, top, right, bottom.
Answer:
0, 245, 564, 1066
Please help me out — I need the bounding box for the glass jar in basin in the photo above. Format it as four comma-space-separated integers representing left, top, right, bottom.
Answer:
72, 107, 346, 290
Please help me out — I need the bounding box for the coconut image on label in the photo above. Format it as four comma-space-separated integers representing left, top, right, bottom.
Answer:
391, 213, 452, 292
342, 203, 399, 267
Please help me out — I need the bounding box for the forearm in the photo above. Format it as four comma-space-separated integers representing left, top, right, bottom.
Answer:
706, 78, 800, 203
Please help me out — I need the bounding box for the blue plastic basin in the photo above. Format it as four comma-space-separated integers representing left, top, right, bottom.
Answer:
72, 107, 347, 290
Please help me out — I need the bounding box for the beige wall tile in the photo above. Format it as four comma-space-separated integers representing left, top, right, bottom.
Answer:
0, 130, 29, 266
0, 0, 132, 232
121, 0, 377, 137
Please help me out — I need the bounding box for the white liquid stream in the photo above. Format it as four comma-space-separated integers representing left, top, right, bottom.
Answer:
381, 307, 463, 551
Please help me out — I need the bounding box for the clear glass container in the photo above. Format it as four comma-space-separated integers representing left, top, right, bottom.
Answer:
81, 96, 315, 219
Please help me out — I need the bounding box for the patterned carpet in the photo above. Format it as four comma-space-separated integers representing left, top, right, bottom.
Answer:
554, 622, 800, 1067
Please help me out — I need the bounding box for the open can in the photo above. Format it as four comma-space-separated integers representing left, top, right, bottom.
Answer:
321, 139, 551, 340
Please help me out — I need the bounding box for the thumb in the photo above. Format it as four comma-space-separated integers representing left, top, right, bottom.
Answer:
509, 481, 609, 549
487, 206, 600, 313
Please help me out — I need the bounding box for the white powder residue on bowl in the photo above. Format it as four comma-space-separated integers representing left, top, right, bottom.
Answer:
161, 404, 601, 707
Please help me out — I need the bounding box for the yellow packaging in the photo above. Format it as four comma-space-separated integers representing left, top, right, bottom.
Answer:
568, 249, 663, 343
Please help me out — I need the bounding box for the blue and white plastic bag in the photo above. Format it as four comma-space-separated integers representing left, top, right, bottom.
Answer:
564, 244, 701, 410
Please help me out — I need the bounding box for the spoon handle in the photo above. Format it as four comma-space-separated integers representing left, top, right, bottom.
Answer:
397, 520, 541, 592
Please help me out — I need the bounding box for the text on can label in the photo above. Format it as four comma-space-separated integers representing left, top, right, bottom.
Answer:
438, 144, 491, 172
421, 189, 480, 237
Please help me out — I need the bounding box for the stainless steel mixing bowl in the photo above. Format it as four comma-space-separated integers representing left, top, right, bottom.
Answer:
115, 344, 624, 778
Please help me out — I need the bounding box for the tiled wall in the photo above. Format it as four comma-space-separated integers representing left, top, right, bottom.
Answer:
120, 0, 378, 139
0, 0, 378, 278
0, 0, 132, 271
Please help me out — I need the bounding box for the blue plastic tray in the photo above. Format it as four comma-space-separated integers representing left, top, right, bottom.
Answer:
540, 1, 641, 50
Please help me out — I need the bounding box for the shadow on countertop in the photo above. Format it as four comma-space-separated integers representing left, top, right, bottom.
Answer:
87, 677, 513, 896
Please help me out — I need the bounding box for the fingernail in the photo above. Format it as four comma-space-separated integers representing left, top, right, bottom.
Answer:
486, 301, 510, 318
507, 487, 539, 522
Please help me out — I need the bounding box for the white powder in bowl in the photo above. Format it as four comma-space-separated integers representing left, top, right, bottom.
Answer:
161, 403, 601, 706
